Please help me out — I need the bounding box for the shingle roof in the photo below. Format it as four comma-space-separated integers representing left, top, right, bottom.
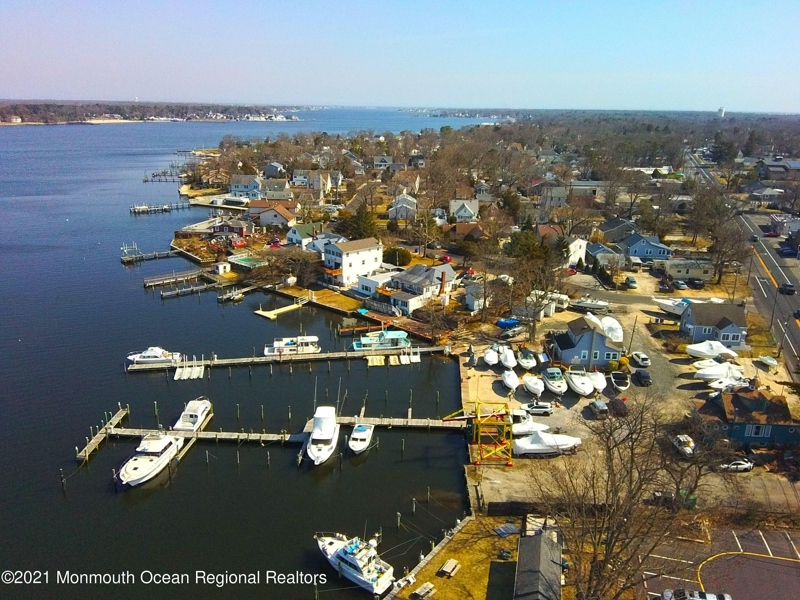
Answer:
566, 317, 622, 348
392, 263, 455, 287
334, 237, 381, 253
686, 303, 747, 328
230, 174, 257, 185
514, 532, 562, 600
291, 222, 324, 239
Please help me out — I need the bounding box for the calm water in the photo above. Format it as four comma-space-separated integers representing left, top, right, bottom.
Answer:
0, 110, 477, 599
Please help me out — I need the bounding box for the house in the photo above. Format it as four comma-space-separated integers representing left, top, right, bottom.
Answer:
659, 259, 714, 281
248, 199, 299, 217
373, 156, 392, 171
388, 194, 417, 221
322, 238, 383, 287
616, 232, 672, 260
356, 271, 395, 297
539, 186, 570, 210
211, 218, 254, 238
449, 199, 479, 223
307, 232, 348, 257
474, 181, 491, 196
229, 175, 265, 199
263, 179, 294, 200
286, 222, 324, 250
694, 388, 800, 449
594, 217, 636, 244
389, 163, 407, 173
442, 222, 487, 242
378, 263, 457, 315
680, 303, 747, 347
534, 224, 586, 266
263, 162, 286, 178
394, 172, 421, 194
408, 155, 426, 168
769, 214, 800, 236
750, 187, 784, 206
585, 243, 618, 267
756, 158, 800, 181
329, 171, 344, 188
254, 205, 296, 228
291, 170, 311, 187
292, 170, 332, 194
513, 522, 563, 600
552, 316, 623, 368
298, 189, 324, 208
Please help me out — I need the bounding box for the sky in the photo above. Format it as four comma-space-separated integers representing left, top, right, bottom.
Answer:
1, 0, 798, 113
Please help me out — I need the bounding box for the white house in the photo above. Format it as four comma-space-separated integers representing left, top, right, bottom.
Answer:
388, 193, 417, 221
255, 205, 296, 228
286, 222, 324, 250
356, 271, 395, 297
373, 156, 392, 170
322, 238, 384, 287
307, 232, 348, 257
449, 199, 479, 223
229, 175, 265, 199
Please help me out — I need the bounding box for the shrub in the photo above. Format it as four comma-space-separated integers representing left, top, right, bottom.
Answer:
383, 246, 412, 266
607, 360, 619, 371
576, 257, 584, 271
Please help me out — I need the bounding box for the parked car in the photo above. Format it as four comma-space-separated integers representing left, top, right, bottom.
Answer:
524, 401, 554, 416
717, 458, 754, 472
779, 282, 796, 295
636, 370, 652, 386
658, 282, 673, 293
686, 277, 705, 289
661, 589, 732, 600
631, 351, 651, 367
426, 241, 442, 249
778, 247, 796, 257
794, 309, 800, 319
625, 276, 638, 289
671, 434, 695, 458
764, 231, 781, 237
439, 254, 453, 263
588, 400, 610, 419
673, 280, 688, 290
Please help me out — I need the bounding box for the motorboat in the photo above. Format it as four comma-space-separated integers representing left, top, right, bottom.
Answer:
315, 533, 394, 595
172, 397, 213, 432
118, 432, 184, 487
570, 296, 610, 313
686, 341, 738, 359
501, 369, 520, 390
264, 336, 322, 356
588, 370, 607, 393
759, 355, 779, 368
517, 348, 537, 370
348, 423, 375, 455
609, 371, 630, 392
521, 374, 545, 397
126, 346, 182, 366
691, 358, 740, 370
694, 363, 746, 382
564, 367, 594, 397
600, 316, 624, 343
306, 406, 340, 466
500, 346, 517, 369
350, 330, 410, 351
496, 317, 520, 329
510, 409, 550, 436
651, 297, 691, 316
512, 429, 582, 456
483, 345, 499, 366
708, 376, 750, 391
541, 367, 568, 396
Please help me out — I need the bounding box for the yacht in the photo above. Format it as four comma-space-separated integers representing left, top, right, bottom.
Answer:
686, 341, 738, 359
118, 432, 184, 487
499, 346, 517, 369
521, 374, 545, 397
348, 423, 375, 455
501, 369, 520, 391
564, 367, 594, 397
306, 406, 340, 466
609, 371, 630, 392
541, 367, 568, 396
588, 370, 607, 393
350, 331, 410, 351
127, 346, 182, 366
517, 348, 537, 370
512, 427, 582, 456
172, 397, 213, 432
264, 336, 322, 356
483, 345, 499, 366
315, 533, 395, 595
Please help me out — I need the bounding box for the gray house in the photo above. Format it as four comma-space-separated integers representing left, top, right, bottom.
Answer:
552, 317, 623, 368
264, 162, 286, 178
513, 527, 562, 600
585, 242, 619, 267
680, 303, 747, 347
616, 232, 672, 260
595, 217, 636, 244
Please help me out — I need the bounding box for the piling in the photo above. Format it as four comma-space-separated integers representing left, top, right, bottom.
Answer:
288, 406, 292, 429
229, 367, 232, 379
111, 469, 117, 493
154, 401, 158, 420
206, 450, 209, 465
427, 486, 430, 503
270, 364, 273, 377
397, 512, 401, 530
60, 469, 66, 492
261, 405, 264, 421
267, 452, 270, 469
237, 450, 240, 466
236, 404, 240, 420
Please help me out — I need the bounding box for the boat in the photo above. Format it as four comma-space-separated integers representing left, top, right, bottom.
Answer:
264, 336, 322, 356
651, 297, 691, 316
501, 369, 520, 390
117, 432, 184, 487
512, 428, 582, 456
694, 363, 747, 382
500, 346, 517, 369
517, 348, 537, 370
541, 367, 568, 396
600, 316, 624, 343
496, 317, 520, 329
570, 296, 610, 312
483, 345, 499, 366
588, 370, 607, 393
315, 533, 395, 595
510, 409, 550, 436
126, 346, 182, 365
686, 341, 738, 359
306, 406, 340, 466
564, 367, 594, 397
691, 358, 738, 370
609, 371, 630, 392
708, 376, 750, 391
172, 397, 212, 432
522, 374, 545, 397
350, 330, 410, 351
348, 423, 375, 455
759, 355, 779, 368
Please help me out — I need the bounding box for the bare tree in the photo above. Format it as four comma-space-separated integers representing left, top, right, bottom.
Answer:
709, 220, 750, 284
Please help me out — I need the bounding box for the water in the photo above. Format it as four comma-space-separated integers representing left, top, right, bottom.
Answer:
0, 109, 475, 599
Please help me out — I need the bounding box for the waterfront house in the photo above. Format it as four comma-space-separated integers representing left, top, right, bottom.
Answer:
286, 222, 324, 250
373, 156, 392, 171
680, 303, 747, 347
322, 238, 383, 287
552, 316, 623, 368
449, 199, 479, 223
616, 232, 672, 260
254, 205, 296, 228
356, 271, 395, 297
694, 388, 800, 449
212, 218, 254, 238
389, 263, 456, 298
264, 162, 286, 178
387, 194, 417, 221
229, 175, 266, 200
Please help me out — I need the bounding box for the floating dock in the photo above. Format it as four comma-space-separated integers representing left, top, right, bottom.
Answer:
254, 297, 309, 320
144, 269, 205, 288
121, 249, 180, 264
160, 282, 219, 299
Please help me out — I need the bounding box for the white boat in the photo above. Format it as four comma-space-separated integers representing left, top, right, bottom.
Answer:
172, 397, 212, 432
759, 355, 779, 368
350, 330, 410, 351
513, 429, 582, 456
564, 367, 594, 397
686, 341, 738, 359
600, 316, 624, 343
691, 358, 739, 370
483, 345, 499, 366
118, 432, 184, 487
588, 370, 607, 393
127, 346, 182, 365
694, 363, 746, 382
570, 296, 610, 312
708, 376, 750, 391
517, 348, 537, 370
501, 369, 520, 390
609, 371, 630, 392
500, 346, 517, 369
541, 367, 568, 396
315, 533, 394, 595
264, 336, 321, 356
522, 374, 545, 397
306, 406, 340, 466
651, 297, 691, 316
348, 423, 374, 455
510, 409, 550, 436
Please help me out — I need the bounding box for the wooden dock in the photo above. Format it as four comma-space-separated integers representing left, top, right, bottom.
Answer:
76, 405, 130, 462
107, 427, 307, 445
218, 285, 259, 303
144, 269, 204, 288
161, 282, 219, 299
130, 203, 190, 214
126, 346, 448, 372
121, 249, 180, 264
254, 297, 309, 320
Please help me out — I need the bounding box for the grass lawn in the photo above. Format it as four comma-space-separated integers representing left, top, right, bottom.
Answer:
178, 184, 224, 198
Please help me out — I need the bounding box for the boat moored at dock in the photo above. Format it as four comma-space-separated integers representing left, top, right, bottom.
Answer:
350, 330, 411, 351
172, 397, 213, 432
348, 423, 375, 455
117, 432, 184, 487
315, 532, 394, 595
126, 346, 182, 366
306, 407, 340, 466
264, 336, 322, 356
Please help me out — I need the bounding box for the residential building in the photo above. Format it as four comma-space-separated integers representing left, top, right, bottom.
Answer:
375, 263, 457, 315
291, 170, 332, 194
286, 222, 324, 250
594, 217, 636, 244
449, 199, 479, 223
254, 205, 296, 228
211, 217, 254, 238
659, 259, 714, 281
394, 172, 421, 194
442, 222, 487, 242
585, 243, 618, 267
322, 238, 383, 287
749, 187, 784, 206
356, 271, 395, 297
408, 155, 426, 168
536, 224, 586, 266
513, 522, 563, 600
680, 303, 747, 347
388, 193, 417, 221
373, 156, 392, 170
263, 162, 286, 178
291, 170, 311, 187
616, 232, 672, 260
229, 174, 266, 199
474, 181, 491, 196
756, 158, 800, 181
389, 163, 407, 173
552, 316, 623, 368
307, 232, 348, 257
247, 199, 299, 217
769, 214, 800, 236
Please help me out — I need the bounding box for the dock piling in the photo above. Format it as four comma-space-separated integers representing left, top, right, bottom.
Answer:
236, 404, 240, 420
427, 486, 430, 503
412, 498, 416, 516
267, 451, 270, 469
260, 405, 264, 421
60, 469, 66, 492
397, 512, 401, 530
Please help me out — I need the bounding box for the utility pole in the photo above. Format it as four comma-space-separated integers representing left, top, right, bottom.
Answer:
627, 314, 638, 355
778, 319, 791, 358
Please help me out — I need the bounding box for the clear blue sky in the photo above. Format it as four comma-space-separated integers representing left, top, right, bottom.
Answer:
1, 0, 798, 112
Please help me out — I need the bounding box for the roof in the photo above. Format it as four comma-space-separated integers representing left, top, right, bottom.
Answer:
444, 222, 487, 239
263, 179, 289, 192
598, 217, 635, 235
586, 242, 616, 256
392, 263, 456, 288
333, 237, 381, 253
685, 303, 747, 329
694, 389, 794, 425
514, 531, 562, 600
664, 259, 713, 269
535, 224, 566, 239
290, 222, 324, 239
230, 174, 258, 185
262, 205, 295, 221
618, 232, 671, 252
567, 317, 622, 348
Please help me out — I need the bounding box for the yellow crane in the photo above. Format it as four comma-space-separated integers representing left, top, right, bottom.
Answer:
444, 401, 513, 466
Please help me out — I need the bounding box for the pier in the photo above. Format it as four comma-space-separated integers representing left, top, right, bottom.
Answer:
76, 405, 131, 462
160, 282, 219, 299
254, 296, 309, 320
217, 285, 260, 303
130, 202, 190, 214
143, 269, 205, 288
121, 248, 180, 264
